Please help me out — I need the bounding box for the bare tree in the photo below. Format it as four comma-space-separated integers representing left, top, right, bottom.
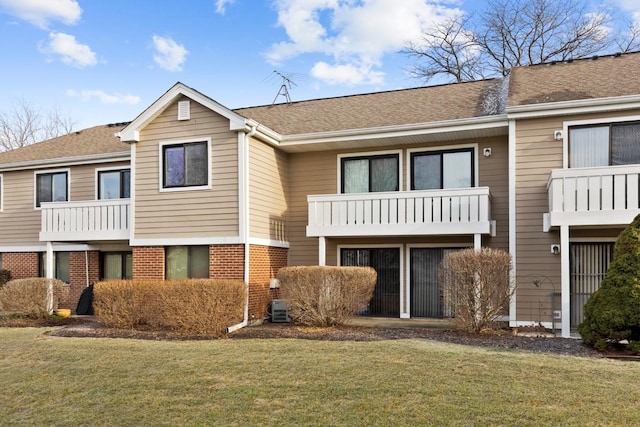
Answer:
0, 99, 75, 152
405, 0, 631, 83
404, 15, 487, 83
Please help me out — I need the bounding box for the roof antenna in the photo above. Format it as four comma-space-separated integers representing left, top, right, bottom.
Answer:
271, 70, 297, 104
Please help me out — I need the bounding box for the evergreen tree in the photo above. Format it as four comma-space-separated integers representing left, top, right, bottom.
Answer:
579, 214, 640, 353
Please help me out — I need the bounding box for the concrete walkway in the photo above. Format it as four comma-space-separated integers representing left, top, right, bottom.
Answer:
346, 316, 455, 330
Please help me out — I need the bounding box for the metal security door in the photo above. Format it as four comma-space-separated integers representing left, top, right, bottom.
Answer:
341, 248, 400, 317
570, 243, 614, 329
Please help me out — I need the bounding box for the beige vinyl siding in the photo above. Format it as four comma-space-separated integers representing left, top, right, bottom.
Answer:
0, 169, 41, 245
287, 136, 509, 266
288, 150, 336, 265
133, 97, 239, 239
514, 116, 563, 322
513, 109, 640, 322
248, 138, 288, 242
0, 161, 130, 246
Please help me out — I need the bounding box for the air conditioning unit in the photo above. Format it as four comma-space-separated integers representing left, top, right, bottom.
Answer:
270, 299, 290, 323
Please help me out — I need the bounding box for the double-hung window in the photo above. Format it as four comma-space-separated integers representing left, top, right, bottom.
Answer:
410, 148, 474, 190
165, 246, 209, 279
36, 171, 68, 207
162, 140, 209, 189
341, 154, 399, 193
569, 122, 640, 168
98, 169, 130, 199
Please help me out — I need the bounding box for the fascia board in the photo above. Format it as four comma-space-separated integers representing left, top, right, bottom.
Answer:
279, 115, 509, 147
506, 95, 640, 119
0, 152, 130, 172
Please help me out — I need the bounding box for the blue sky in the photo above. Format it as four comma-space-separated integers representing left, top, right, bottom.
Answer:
0, 0, 639, 131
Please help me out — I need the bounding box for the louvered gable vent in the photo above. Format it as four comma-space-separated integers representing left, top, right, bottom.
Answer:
178, 100, 190, 120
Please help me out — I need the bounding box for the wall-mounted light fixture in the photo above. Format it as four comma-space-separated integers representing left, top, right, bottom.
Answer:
483, 147, 492, 157
553, 130, 563, 141
551, 244, 560, 255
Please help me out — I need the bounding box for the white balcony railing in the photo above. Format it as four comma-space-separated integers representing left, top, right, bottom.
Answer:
40, 199, 131, 241
545, 165, 640, 230
307, 187, 493, 237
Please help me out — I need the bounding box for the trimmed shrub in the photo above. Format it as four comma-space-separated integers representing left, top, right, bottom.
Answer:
93, 279, 246, 336
0, 270, 11, 288
579, 214, 640, 352
439, 248, 513, 333
0, 278, 66, 318
277, 266, 377, 326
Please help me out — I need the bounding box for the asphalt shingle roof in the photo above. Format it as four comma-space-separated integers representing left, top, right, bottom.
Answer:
0, 123, 129, 166
234, 78, 506, 135
507, 52, 640, 107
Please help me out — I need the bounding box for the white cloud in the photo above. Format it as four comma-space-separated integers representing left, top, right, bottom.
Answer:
266, 0, 462, 86
42, 32, 96, 68
614, 0, 640, 23
311, 61, 384, 85
215, 0, 236, 14
66, 89, 141, 105
0, 0, 81, 29
152, 35, 188, 72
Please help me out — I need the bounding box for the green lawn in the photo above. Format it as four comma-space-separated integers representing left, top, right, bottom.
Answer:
1, 328, 639, 426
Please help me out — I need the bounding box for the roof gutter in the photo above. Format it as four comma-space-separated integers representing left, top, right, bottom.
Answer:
278, 114, 509, 147
0, 151, 131, 172
506, 95, 640, 119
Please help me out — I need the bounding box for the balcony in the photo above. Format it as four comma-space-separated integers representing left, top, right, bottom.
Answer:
307, 187, 494, 237
544, 165, 640, 230
40, 199, 131, 242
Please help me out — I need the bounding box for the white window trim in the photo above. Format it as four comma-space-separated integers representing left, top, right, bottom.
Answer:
337, 149, 403, 193
0, 173, 3, 212
562, 115, 640, 169
95, 166, 131, 200
34, 168, 70, 210
158, 137, 212, 192
406, 143, 479, 190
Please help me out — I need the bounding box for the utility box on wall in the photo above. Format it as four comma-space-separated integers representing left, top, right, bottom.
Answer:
271, 299, 290, 323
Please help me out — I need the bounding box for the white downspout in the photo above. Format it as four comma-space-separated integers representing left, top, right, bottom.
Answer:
228, 126, 254, 333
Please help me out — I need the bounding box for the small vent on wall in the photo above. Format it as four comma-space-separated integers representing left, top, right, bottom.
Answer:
178, 100, 190, 121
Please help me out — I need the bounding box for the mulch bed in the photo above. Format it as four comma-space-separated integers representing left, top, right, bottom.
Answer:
5, 315, 636, 358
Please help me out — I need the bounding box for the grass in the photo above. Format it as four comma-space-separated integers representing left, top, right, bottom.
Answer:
1, 328, 640, 426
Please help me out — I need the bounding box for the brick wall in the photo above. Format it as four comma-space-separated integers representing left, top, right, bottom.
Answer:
3, 252, 39, 279
249, 245, 288, 320
209, 244, 245, 280
64, 251, 100, 310
132, 246, 165, 280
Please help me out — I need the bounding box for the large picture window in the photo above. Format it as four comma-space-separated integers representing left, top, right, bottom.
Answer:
98, 169, 130, 199
341, 154, 399, 193
36, 171, 67, 207
162, 141, 208, 188
165, 246, 209, 279
410, 148, 474, 190
569, 122, 640, 168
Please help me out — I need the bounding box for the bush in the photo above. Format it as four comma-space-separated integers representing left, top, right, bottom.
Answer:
439, 248, 513, 333
0, 278, 66, 318
93, 279, 246, 336
277, 266, 377, 327
579, 214, 640, 352
0, 270, 11, 288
